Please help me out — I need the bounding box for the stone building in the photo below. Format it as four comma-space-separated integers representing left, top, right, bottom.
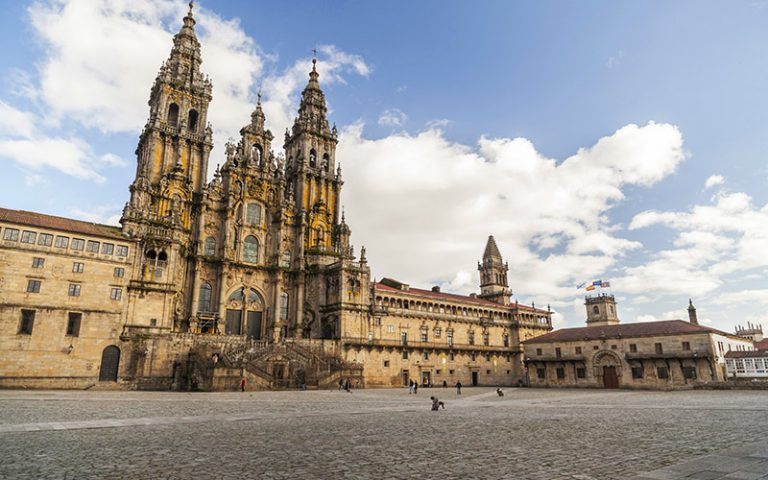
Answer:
0, 5, 551, 390
523, 296, 755, 389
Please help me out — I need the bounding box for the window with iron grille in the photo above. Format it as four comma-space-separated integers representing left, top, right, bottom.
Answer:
66, 313, 81, 337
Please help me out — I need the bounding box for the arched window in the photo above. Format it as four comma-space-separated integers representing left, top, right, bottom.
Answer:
168, 103, 179, 127
204, 237, 215, 256
592, 305, 600, 315
243, 236, 259, 263
187, 109, 199, 132
281, 251, 291, 268
246, 203, 261, 226
198, 282, 212, 312
158, 251, 168, 262
322, 153, 329, 171
145, 249, 157, 260
280, 292, 289, 320
309, 149, 317, 167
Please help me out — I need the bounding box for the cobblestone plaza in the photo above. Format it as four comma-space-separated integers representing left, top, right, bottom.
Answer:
1, 388, 767, 479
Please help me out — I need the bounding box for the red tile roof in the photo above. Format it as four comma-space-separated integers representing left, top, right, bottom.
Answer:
755, 339, 768, 350
374, 282, 549, 314
0, 207, 126, 241
523, 320, 739, 343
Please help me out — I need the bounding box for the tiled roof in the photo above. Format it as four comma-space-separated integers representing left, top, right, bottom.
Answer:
483, 235, 502, 261
523, 320, 738, 343
374, 282, 548, 314
724, 350, 768, 358
0, 207, 126, 241
755, 339, 768, 350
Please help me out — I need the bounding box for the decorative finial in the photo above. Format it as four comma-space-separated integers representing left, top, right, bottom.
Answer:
257, 89, 262, 105
188, 1, 194, 16
341, 206, 346, 223
311, 48, 318, 72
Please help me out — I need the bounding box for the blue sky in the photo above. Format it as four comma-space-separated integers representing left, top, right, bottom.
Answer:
0, 0, 766, 332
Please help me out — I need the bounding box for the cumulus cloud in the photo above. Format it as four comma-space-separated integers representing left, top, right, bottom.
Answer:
624, 191, 768, 299
704, 174, 725, 189
338, 121, 686, 309
0, 101, 37, 138
378, 108, 407, 128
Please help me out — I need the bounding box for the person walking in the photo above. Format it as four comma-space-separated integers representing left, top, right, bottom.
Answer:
344, 378, 351, 392
408, 379, 414, 394
338, 378, 344, 391
240, 377, 246, 392
413, 381, 418, 394
456, 381, 462, 395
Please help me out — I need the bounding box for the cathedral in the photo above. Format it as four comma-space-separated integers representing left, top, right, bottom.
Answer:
0, 5, 552, 390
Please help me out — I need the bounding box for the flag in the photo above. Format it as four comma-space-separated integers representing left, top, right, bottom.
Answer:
592, 280, 602, 287
576, 282, 586, 289
586, 285, 596, 291
602, 281, 611, 288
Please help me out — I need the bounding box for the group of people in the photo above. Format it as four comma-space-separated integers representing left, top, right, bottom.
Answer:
407, 380, 420, 394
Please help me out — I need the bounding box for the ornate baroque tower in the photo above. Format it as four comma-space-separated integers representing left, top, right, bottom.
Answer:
478, 235, 512, 305
284, 58, 343, 257
120, 3, 213, 330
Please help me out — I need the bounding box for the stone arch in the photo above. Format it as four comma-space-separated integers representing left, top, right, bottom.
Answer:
167, 102, 179, 127
593, 350, 622, 366
98, 345, 120, 382
188, 109, 199, 132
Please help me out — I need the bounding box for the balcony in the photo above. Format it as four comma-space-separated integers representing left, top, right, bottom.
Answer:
342, 337, 520, 354
624, 351, 712, 361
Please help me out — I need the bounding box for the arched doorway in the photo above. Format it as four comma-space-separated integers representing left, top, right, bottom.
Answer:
99, 346, 120, 382
593, 350, 622, 389
225, 287, 265, 339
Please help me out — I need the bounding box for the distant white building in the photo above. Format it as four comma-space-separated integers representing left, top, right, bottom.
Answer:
725, 351, 768, 379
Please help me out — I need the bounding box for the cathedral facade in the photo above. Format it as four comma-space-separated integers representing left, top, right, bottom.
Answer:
0, 6, 551, 390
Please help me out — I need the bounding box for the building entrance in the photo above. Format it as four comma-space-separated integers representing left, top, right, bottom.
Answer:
603, 365, 619, 389
471, 371, 479, 386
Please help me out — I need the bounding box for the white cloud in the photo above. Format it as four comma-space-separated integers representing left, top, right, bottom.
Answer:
704, 174, 725, 189
68, 205, 123, 225
338, 121, 685, 308
378, 108, 407, 128
0, 101, 37, 138
606, 50, 624, 69
0, 137, 121, 182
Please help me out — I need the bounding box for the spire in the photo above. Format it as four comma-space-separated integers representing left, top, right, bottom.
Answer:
288, 56, 331, 139
483, 235, 503, 263
688, 299, 698, 325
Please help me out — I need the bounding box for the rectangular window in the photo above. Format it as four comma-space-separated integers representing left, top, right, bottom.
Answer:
420, 330, 428, 342
3, 228, 19, 241
629, 344, 638, 353
556, 367, 565, 379
484, 353, 491, 361
114, 267, 125, 278
434, 327, 442, 338
655, 343, 663, 354
449, 369, 455, 375
611, 344, 618, 350
631, 367, 644, 379
447, 330, 454, 346
657, 367, 669, 379
66, 312, 81, 337
682, 367, 697, 379
38, 233, 53, 246
387, 325, 395, 333
576, 368, 586, 379
21, 230, 37, 244
101, 243, 114, 255
503, 335, 509, 347
449, 351, 455, 361
68, 283, 81, 297
483, 332, 489, 346
537, 368, 546, 379
470, 353, 476, 361
383, 360, 390, 368
71, 238, 85, 250
536, 348, 542, 356
86, 240, 99, 253
279, 293, 289, 320
682, 341, 691, 351
26, 279, 41, 293
402, 350, 409, 360
110, 288, 122, 300
18, 309, 35, 335
423, 352, 429, 360
55, 236, 69, 248
401, 332, 408, 345
575, 346, 582, 355
718, 341, 724, 354
468, 331, 475, 345
72, 262, 84, 273
116, 245, 129, 256
32, 257, 45, 268
555, 347, 562, 358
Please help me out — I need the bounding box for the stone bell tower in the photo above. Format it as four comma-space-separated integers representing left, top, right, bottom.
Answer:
478, 235, 512, 305
120, 2, 213, 330
121, 1, 213, 237
585, 294, 620, 327
284, 57, 343, 256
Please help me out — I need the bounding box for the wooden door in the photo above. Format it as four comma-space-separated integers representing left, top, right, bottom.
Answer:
99, 346, 120, 382
603, 366, 619, 389
471, 371, 479, 386
247, 311, 262, 339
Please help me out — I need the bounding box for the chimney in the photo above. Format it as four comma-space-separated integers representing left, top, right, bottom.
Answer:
687, 299, 698, 325
431, 286, 441, 293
